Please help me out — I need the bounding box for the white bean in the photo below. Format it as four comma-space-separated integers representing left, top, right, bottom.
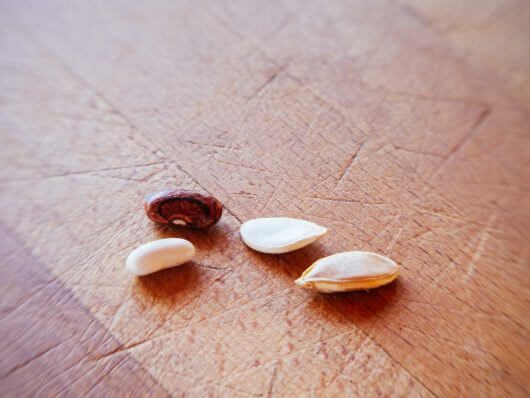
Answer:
125, 238, 195, 276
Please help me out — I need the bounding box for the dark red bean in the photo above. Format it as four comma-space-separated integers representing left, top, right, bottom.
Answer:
145, 190, 223, 228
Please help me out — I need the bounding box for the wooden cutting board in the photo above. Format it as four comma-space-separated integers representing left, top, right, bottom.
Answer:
1, 1, 528, 396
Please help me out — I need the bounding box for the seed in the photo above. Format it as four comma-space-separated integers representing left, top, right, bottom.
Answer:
295, 251, 399, 293
125, 238, 195, 276
240, 217, 327, 254
145, 189, 223, 228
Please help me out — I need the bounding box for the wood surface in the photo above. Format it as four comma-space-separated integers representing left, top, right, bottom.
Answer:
1, 0, 529, 397
398, 0, 530, 103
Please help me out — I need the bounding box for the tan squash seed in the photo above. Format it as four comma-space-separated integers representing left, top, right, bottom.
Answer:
295, 251, 399, 293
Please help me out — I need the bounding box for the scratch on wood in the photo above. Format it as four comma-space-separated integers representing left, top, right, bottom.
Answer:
195, 263, 227, 271
372, 88, 490, 108
285, 70, 371, 138
0, 278, 57, 317
246, 65, 286, 103
92, 338, 153, 362
0, 161, 167, 182
259, 179, 283, 213
307, 195, 385, 206
82, 355, 129, 396
267, 362, 279, 398
215, 159, 271, 173
392, 144, 444, 158
107, 300, 128, 332
385, 224, 404, 253
464, 214, 496, 283
336, 143, 365, 188
432, 104, 492, 178
0, 339, 65, 380
419, 209, 503, 233
51, 113, 125, 126
100, 173, 158, 183
449, 105, 491, 158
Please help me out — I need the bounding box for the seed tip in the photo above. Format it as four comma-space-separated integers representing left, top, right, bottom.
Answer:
295, 277, 306, 286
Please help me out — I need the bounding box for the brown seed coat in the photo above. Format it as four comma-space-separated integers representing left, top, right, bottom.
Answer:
144, 190, 223, 228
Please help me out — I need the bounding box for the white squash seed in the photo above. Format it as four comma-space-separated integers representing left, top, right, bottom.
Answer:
295, 251, 399, 293
125, 238, 195, 276
240, 217, 327, 254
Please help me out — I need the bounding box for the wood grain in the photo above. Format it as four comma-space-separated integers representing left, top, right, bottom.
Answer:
398, 0, 530, 104
0, 224, 171, 397
0, 0, 529, 397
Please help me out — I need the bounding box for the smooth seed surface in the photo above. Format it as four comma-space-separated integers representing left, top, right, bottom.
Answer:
125, 238, 195, 276
240, 217, 327, 254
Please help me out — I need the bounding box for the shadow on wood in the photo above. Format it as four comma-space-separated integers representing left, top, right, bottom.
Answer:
133, 263, 202, 305
301, 273, 402, 324
243, 241, 332, 280
152, 220, 235, 253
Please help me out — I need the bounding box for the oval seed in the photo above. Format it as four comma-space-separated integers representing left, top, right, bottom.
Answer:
125, 238, 195, 276
240, 217, 327, 254
295, 251, 399, 293
145, 189, 223, 228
